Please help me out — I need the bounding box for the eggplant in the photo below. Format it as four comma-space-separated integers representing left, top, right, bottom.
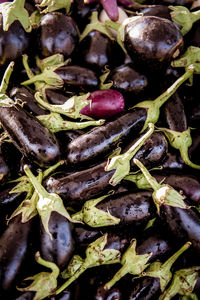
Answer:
140, 5, 171, 20
72, 191, 155, 228
40, 212, 75, 269
66, 108, 146, 164
0, 16, 29, 65
128, 277, 161, 300
0, 215, 32, 291
124, 16, 183, 73
46, 89, 74, 105
10, 86, 47, 116
129, 132, 168, 168
38, 12, 79, 57
163, 91, 187, 132
110, 63, 148, 99
161, 205, 200, 254
54, 65, 99, 91
45, 162, 115, 207
162, 149, 184, 170
0, 102, 61, 166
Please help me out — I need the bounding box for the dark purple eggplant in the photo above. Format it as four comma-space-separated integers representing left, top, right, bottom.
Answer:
124, 16, 183, 73
161, 205, 200, 254
0, 215, 32, 291
110, 63, 148, 99
129, 132, 168, 168
45, 162, 115, 207
74, 225, 100, 248
128, 277, 161, 300
140, 5, 171, 20
72, 191, 155, 228
46, 89, 74, 105
162, 149, 184, 170
95, 287, 122, 300
10, 86, 47, 116
163, 91, 187, 132
38, 12, 79, 57
54, 65, 99, 91
66, 108, 146, 164
0, 16, 29, 65
0, 102, 61, 166
40, 211, 75, 269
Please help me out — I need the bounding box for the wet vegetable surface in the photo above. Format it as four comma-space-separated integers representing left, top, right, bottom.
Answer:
0, 1, 200, 299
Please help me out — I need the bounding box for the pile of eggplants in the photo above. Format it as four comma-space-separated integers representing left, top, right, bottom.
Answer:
0, 0, 200, 299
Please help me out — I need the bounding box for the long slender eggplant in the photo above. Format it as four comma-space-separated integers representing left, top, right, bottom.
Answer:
66, 108, 146, 164
0, 215, 32, 291
0, 102, 61, 166
128, 277, 161, 300
72, 191, 155, 228
40, 211, 75, 269
45, 162, 115, 207
10, 86, 47, 116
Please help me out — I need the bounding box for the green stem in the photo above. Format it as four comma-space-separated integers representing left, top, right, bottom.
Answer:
24, 165, 50, 199
43, 160, 65, 179
0, 61, 14, 94
180, 147, 200, 170
56, 263, 87, 294
22, 55, 35, 80
104, 265, 127, 290
133, 159, 161, 191
153, 66, 194, 109
35, 251, 59, 278
192, 10, 200, 23
162, 242, 191, 272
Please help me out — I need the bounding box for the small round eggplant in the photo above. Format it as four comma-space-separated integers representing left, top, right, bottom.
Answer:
38, 12, 79, 57
124, 15, 183, 72
40, 212, 75, 269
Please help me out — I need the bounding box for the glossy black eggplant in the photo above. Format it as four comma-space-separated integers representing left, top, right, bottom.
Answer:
95, 287, 122, 300
66, 108, 146, 164
150, 173, 200, 204
163, 92, 187, 132
124, 16, 183, 73
40, 211, 75, 269
0, 215, 32, 291
110, 63, 148, 100
45, 162, 115, 207
46, 89, 74, 105
38, 12, 79, 57
0, 142, 10, 183
140, 5, 171, 20
54, 65, 99, 91
75, 190, 155, 228
0, 16, 29, 65
74, 225, 100, 249
162, 149, 184, 170
161, 205, 200, 254
79, 30, 124, 71
128, 132, 168, 169
0, 102, 61, 166
10, 86, 47, 116
128, 277, 160, 300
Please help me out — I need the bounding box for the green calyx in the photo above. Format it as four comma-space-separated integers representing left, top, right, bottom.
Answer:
169, 6, 200, 36
17, 251, 60, 300
105, 123, 154, 186
0, 61, 16, 107
23, 164, 76, 238
56, 234, 121, 294
171, 46, 200, 85
0, 0, 31, 32
104, 238, 152, 290
158, 266, 200, 300
8, 161, 64, 223
79, 11, 114, 42
72, 194, 120, 227
37, 113, 105, 133
157, 127, 200, 170
37, 0, 71, 14
134, 66, 194, 132
34, 92, 92, 120
29, 10, 44, 29
124, 171, 152, 190
142, 241, 191, 292
133, 159, 188, 214
99, 66, 113, 90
